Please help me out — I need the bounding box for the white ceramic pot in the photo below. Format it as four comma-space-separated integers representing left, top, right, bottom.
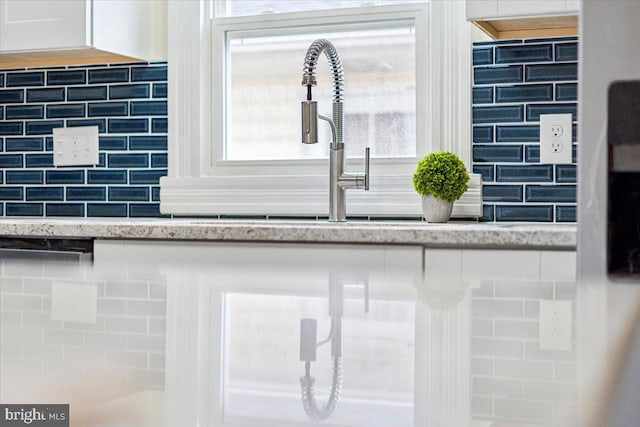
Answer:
421, 195, 453, 223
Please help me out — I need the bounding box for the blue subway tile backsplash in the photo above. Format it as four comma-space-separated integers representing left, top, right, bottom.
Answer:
473, 37, 578, 222
0, 61, 167, 217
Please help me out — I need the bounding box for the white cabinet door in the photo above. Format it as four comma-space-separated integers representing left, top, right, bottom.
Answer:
566, 0, 580, 13
466, 0, 498, 19
498, 0, 567, 17
0, 0, 87, 52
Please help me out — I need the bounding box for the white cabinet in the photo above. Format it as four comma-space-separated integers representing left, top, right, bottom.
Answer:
466, 0, 579, 39
0, 0, 166, 68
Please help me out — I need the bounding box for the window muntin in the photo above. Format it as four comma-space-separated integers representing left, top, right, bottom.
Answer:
216, 0, 425, 18
225, 23, 416, 161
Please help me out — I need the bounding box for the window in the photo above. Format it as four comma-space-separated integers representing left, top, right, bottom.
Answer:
161, 0, 479, 218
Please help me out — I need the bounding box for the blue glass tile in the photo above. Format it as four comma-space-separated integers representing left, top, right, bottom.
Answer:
130, 203, 162, 217
524, 145, 540, 162
67, 119, 106, 133
151, 153, 168, 168
473, 87, 493, 104
67, 86, 108, 101
131, 66, 167, 82
87, 203, 127, 217
151, 187, 160, 201
0, 89, 24, 103
88, 68, 129, 84
495, 205, 553, 222
46, 203, 84, 217
130, 100, 167, 116
129, 136, 167, 150
88, 102, 128, 117
108, 119, 149, 133
556, 165, 577, 183
26, 187, 63, 201
474, 40, 522, 46
109, 84, 150, 99
152, 83, 167, 98
473, 165, 494, 182
0, 188, 23, 200
0, 154, 23, 168
47, 70, 86, 85
87, 170, 127, 184
525, 63, 577, 82
473, 145, 522, 162
45, 137, 53, 151
26, 88, 65, 102
556, 83, 577, 101
480, 204, 495, 222
495, 44, 552, 64
474, 66, 523, 85
6, 105, 44, 119
525, 185, 576, 202
482, 184, 523, 202
6, 203, 43, 216
572, 144, 577, 163
496, 165, 553, 182
0, 73, 4, 87
66, 187, 106, 201
99, 136, 127, 151
108, 153, 148, 168
46, 104, 85, 119
472, 105, 524, 124
25, 153, 53, 167
473, 126, 493, 143
495, 84, 553, 103
6, 72, 44, 87
473, 48, 493, 65
108, 186, 149, 201
26, 120, 64, 136
152, 118, 167, 133
496, 125, 539, 142
555, 42, 578, 62
46, 170, 85, 184
5, 137, 43, 152
556, 205, 576, 222
129, 169, 167, 184
526, 103, 577, 121
0, 122, 23, 135
525, 36, 577, 44
97, 153, 106, 168
0, 106, 3, 120
6, 170, 44, 184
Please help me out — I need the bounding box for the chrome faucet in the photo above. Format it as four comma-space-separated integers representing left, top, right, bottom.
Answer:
301, 39, 370, 222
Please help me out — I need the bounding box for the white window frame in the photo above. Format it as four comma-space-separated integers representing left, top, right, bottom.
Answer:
161, 0, 481, 218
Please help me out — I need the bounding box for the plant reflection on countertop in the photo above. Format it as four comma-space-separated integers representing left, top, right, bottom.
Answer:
412, 151, 469, 223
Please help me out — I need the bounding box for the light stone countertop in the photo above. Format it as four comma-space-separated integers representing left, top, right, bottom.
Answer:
0, 218, 577, 249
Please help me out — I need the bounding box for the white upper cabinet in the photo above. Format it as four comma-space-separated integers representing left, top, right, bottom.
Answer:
467, 0, 578, 20
0, 0, 166, 67
467, 0, 579, 39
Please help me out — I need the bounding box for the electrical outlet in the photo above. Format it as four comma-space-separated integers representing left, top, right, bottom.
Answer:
540, 114, 572, 164
539, 300, 572, 351
53, 126, 99, 167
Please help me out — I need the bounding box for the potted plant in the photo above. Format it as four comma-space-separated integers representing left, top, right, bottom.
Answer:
412, 151, 469, 223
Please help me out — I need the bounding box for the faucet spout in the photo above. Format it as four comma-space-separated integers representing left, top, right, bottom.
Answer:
300, 39, 370, 222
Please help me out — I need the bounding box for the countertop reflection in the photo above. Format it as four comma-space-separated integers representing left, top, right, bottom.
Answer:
0, 244, 637, 427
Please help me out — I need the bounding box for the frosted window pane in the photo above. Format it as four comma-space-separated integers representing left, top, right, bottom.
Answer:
226, 26, 416, 161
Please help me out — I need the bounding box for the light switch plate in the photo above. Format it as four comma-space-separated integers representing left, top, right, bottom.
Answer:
53, 126, 99, 166
540, 114, 572, 164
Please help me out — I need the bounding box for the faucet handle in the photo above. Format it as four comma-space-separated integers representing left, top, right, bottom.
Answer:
364, 147, 370, 191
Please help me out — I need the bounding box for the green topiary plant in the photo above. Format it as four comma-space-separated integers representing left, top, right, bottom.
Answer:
412, 151, 470, 203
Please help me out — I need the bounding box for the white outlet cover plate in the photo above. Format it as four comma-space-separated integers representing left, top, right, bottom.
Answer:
53, 126, 99, 166
539, 299, 572, 351
540, 114, 573, 164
